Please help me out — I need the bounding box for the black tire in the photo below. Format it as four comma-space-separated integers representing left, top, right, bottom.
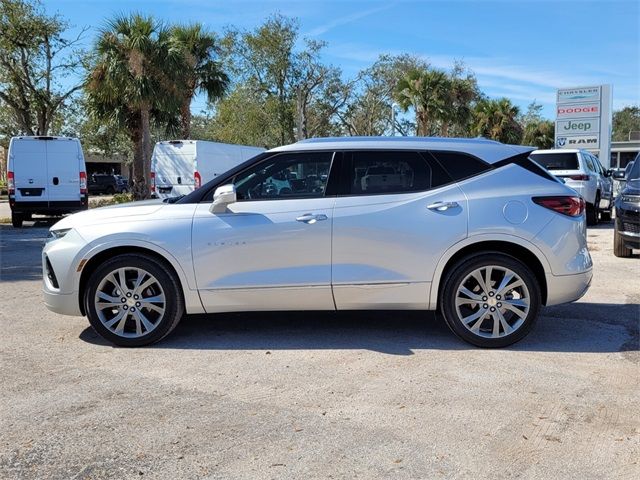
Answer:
439, 252, 542, 348
613, 224, 632, 258
11, 212, 23, 228
586, 201, 598, 226
600, 209, 612, 222
105, 186, 115, 195
84, 254, 184, 347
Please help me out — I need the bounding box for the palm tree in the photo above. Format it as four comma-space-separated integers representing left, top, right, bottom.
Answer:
394, 68, 450, 136
85, 14, 184, 198
472, 98, 523, 144
523, 120, 554, 149
171, 24, 229, 139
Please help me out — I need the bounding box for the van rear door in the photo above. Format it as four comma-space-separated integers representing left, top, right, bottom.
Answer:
152, 142, 195, 198
46, 138, 82, 203
12, 138, 49, 203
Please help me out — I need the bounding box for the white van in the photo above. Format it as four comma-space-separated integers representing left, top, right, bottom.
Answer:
8, 136, 88, 228
151, 140, 265, 199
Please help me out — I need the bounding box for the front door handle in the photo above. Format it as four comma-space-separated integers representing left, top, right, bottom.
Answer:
427, 201, 459, 211
296, 213, 328, 224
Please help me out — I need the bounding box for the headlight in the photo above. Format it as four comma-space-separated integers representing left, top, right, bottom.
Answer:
621, 194, 640, 204
48, 228, 72, 242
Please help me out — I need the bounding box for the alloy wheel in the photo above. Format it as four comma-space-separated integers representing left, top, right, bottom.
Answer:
94, 267, 166, 338
455, 266, 530, 339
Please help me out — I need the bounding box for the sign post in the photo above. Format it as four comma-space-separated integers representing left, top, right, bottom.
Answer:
554, 85, 613, 168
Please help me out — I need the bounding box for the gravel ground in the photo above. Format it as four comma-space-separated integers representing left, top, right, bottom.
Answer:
0, 221, 638, 479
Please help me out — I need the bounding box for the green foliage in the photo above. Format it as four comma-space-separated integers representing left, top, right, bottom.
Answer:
0, 0, 86, 136
170, 23, 228, 138
394, 63, 479, 136
522, 119, 554, 149
90, 192, 134, 208
612, 106, 640, 141
472, 98, 523, 144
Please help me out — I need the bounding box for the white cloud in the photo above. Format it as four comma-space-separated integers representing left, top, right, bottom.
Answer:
305, 3, 395, 37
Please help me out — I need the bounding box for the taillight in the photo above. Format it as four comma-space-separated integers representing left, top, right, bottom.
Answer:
194, 171, 201, 189
568, 174, 590, 181
79, 171, 87, 195
150, 172, 156, 192
533, 196, 585, 217
7, 171, 15, 196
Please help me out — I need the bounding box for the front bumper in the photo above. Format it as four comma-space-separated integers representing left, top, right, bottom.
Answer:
43, 288, 82, 316
615, 204, 640, 250
545, 269, 593, 306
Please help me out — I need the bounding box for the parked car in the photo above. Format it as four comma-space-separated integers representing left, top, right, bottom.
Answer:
613, 156, 640, 257
151, 140, 265, 199
43, 137, 592, 348
7, 136, 88, 228
88, 174, 128, 195
530, 149, 613, 225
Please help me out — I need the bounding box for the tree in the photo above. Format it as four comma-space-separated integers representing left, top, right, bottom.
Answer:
85, 14, 184, 198
338, 54, 425, 136
394, 64, 479, 137
471, 98, 523, 144
0, 0, 86, 136
394, 67, 450, 136
522, 120, 554, 149
221, 14, 345, 145
170, 23, 229, 139
612, 106, 640, 141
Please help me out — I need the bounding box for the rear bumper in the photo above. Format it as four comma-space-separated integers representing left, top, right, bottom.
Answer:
10, 198, 88, 214
545, 269, 593, 306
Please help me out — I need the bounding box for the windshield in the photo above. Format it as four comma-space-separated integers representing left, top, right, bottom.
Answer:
628, 156, 640, 180
530, 152, 579, 170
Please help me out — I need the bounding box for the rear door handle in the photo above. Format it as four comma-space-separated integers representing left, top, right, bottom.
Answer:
296, 213, 328, 224
427, 201, 459, 211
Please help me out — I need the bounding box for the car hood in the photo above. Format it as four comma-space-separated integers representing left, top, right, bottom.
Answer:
623, 179, 640, 195
51, 200, 166, 230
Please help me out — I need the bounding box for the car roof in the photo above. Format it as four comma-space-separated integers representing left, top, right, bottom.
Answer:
269, 136, 534, 164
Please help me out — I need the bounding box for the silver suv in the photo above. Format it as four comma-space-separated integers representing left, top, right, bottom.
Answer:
530, 149, 613, 225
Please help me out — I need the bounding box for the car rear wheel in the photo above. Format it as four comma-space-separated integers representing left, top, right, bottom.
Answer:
613, 224, 632, 258
11, 212, 23, 228
84, 254, 184, 347
440, 253, 541, 348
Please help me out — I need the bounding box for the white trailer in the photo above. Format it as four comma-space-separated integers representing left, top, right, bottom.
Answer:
151, 140, 265, 199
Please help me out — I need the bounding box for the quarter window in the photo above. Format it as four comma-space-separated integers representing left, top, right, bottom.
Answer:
233, 152, 333, 200
429, 151, 491, 180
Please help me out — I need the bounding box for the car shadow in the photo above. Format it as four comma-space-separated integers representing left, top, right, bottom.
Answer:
79, 302, 639, 355
0, 223, 52, 281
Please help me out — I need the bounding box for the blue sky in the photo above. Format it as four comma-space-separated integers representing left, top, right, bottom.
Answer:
46, 0, 639, 119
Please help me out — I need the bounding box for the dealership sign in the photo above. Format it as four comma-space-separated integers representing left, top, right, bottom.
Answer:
555, 84, 612, 167
555, 135, 599, 149
556, 118, 599, 135
556, 104, 599, 118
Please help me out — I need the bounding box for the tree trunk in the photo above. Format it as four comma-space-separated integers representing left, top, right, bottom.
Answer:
131, 120, 145, 200
180, 99, 191, 139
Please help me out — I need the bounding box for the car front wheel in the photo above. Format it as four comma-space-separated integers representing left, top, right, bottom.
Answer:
440, 253, 541, 348
84, 254, 184, 347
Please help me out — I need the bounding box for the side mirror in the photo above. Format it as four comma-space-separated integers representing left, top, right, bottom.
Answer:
209, 184, 237, 213
612, 170, 626, 180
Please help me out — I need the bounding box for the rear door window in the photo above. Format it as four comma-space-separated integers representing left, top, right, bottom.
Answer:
345, 151, 446, 195
428, 151, 491, 181
530, 152, 579, 171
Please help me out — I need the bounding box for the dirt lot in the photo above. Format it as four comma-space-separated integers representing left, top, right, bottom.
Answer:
0, 221, 638, 479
